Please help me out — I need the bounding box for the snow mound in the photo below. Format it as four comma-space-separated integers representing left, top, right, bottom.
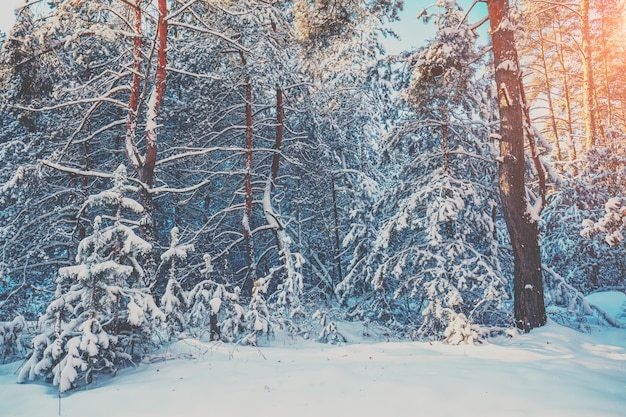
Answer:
585, 291, 626, 326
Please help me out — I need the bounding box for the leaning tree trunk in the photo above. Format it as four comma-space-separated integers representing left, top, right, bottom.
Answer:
487, 0, 547, 332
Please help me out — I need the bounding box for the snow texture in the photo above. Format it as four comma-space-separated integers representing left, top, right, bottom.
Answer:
3, 317, 626, 417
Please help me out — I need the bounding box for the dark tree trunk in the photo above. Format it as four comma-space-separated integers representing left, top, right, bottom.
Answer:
487, 0, 547, 332
330, 175, 343, 288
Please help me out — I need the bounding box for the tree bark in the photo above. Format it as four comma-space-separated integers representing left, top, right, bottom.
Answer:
143, 0, 167, 188
487, 0, 547, 332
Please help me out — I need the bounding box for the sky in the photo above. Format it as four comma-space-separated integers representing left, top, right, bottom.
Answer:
1, 0, 26, 34
0, 0, 489, 49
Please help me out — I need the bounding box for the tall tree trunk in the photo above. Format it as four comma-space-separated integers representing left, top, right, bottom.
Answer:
271, 85, 284, 187
487, 0, 547, 332
265, 85, 286, 256
599, 5, 613, 128
239, 45, 256, 288
124, 0, 142, 171
122, 0, 168, 287
442, 111, 454, 239
143, 0, 167, 188
581, 0, 599, 151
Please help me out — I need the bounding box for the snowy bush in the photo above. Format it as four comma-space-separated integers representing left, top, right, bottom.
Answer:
542, 146, 626, 293
313, 309, 347, 345
581, 198, 625, 247
241, 278, 272, 346
187, 254, 245, 342
444, 313, 481, 345
160, 227, 194, 338
0, 316, 26, 362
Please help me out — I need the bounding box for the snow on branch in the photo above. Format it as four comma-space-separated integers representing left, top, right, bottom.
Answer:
581, 198, 625, 247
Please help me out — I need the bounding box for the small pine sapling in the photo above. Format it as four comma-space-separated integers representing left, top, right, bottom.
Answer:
187, 254, 245, 342
241, 278, 272, 346
160, 227, 194, 338
313, 309, 347, 344
0, 315, 26, 362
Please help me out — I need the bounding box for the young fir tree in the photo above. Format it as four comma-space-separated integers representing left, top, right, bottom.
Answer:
186, 254, 246, 343
339, 2, 508, 342
160, 227, 194, 338
18, 165, 164, 392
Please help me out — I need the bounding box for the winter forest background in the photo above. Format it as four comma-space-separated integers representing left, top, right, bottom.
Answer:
0, 0, 625, 395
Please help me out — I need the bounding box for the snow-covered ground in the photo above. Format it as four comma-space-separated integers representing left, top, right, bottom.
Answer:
1, 293, 625, 417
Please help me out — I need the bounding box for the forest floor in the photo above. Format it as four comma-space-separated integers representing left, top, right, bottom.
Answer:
1, 292, 625, 417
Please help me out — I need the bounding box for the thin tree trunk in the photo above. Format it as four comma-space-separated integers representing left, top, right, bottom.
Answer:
442, 111, 454, 239
537, 25, 562, 161
265, 85, 286, 255
487, 0, 547, 332
271, 85, 284, 187
599, 6, 613, 128
581, 0, 599, 151
554, 19, 576, 161
124, 0, 142, 170
330, 174, 343, 289
239, 45, 256, 288
142, 0, 168, 188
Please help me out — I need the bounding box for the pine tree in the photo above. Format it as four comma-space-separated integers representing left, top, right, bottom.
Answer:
340, 2, 508, 340
18, 165, 164, 392
160, 227, 194, 338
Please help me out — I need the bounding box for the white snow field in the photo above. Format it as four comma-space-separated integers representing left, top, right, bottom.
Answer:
1, 293, 625, 417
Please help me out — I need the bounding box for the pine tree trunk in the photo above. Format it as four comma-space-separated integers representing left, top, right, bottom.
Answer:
487, 0, 547, 332
141, 0, 167, 287
124, 0, 142, 171
122, 0, 167, 287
